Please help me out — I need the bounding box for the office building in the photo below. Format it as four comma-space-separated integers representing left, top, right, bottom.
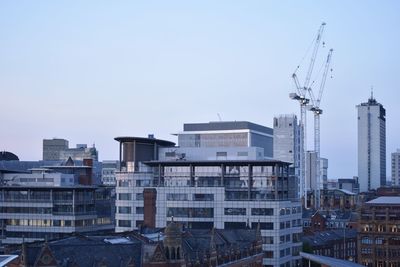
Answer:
358, 197, 400, 266
338, 177, 359, 194
115, 136, 302, 267
306, 151, 317, 192
273, 115, 300, 203
101, 160, 120, 186
42, 139, 69, 161
273, 115, 299, 167
392, 150, 400, 186
159, 121, 273, 161
357, 95, 386, 192
321, 158, 328, 190
43, 138, 98, 162
0, 170, 114, 244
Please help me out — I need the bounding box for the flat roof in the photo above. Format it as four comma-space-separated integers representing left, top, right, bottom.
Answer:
144, 159, 290, 167
114, 136, 175, 147
0, 185, 99, 190
367, 196, 400, 205
183, 121, 273, 135
300, 252, 363, 267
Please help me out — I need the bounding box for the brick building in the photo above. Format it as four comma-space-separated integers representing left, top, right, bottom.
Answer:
358, 196, 400, 267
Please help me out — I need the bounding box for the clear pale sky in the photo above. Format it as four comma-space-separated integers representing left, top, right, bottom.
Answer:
1, 1, 399, 180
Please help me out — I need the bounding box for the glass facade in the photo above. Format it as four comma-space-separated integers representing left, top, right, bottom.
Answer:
0, 186, 114, 244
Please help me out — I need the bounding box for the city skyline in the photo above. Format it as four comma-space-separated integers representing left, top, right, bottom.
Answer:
1, 1, 400, 180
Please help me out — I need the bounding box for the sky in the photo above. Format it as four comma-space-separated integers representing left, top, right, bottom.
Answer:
1, 1, 400, 180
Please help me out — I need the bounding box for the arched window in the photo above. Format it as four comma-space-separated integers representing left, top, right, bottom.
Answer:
165, 247, 170, 259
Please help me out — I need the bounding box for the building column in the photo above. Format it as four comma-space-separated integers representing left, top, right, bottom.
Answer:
248, 164, 252, 200
119, 142, 122, 171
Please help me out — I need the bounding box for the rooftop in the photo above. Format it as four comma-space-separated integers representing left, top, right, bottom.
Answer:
300, 252, 363, 267
114, 136, 175, 147
367, 196, 400, 205
144, 159, 291, 167
183, 121, 273, 135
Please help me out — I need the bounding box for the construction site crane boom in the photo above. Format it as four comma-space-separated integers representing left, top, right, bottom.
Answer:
290, 22, 326, 209
304, 22, 326, 89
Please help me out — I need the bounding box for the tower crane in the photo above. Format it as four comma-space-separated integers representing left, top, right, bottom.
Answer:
290, 22, 326, 209
307, 48, 333, 209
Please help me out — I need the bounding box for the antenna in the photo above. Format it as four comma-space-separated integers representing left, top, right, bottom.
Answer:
217, 113, 222, 121
371, 86, 374, 100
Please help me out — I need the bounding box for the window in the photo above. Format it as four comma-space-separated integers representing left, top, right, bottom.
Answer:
224, 208, 246, 215
225, 222, 247, 229
167, 193, 188, 201
118, 193, 131, 201
263, 236, 273, 244
265, 251, 274, 258
251, 208, 273, 216
193, 194, 214, 201
136, 207, 144, 214
118, 206, 131, 214
216, 152, 227, 157
118, 220, 131, 227
251, 222, 273, 230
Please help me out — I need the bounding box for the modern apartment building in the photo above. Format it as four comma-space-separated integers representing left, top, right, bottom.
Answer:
391, 150, 400, 186
115, 136, 302, 267
358, 197, 400, 266
0, 169, 114, 244
357, 95, 386, 192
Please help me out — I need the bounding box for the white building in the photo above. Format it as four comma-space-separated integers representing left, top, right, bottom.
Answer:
273, 115, 300, 167
392, 150, 400, 186
357, 95, 386, 192
114, 134, 302, 267
305, 151, 317, 191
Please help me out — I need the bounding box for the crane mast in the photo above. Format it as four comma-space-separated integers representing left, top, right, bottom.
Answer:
290, 22, 326, 209
309, 49, 333, 209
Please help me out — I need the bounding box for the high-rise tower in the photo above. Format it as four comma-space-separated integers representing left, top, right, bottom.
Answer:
357, 94, 386, 192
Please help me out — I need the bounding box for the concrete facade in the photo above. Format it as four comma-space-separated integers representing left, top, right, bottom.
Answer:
357, 95, 386, 192
391, 150, 400, 186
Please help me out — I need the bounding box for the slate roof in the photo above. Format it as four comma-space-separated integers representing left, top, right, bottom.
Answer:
182, 228, 259, 262
303, 209, 354, 221
302, 229, 357, 247
13, 235, 143, 267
